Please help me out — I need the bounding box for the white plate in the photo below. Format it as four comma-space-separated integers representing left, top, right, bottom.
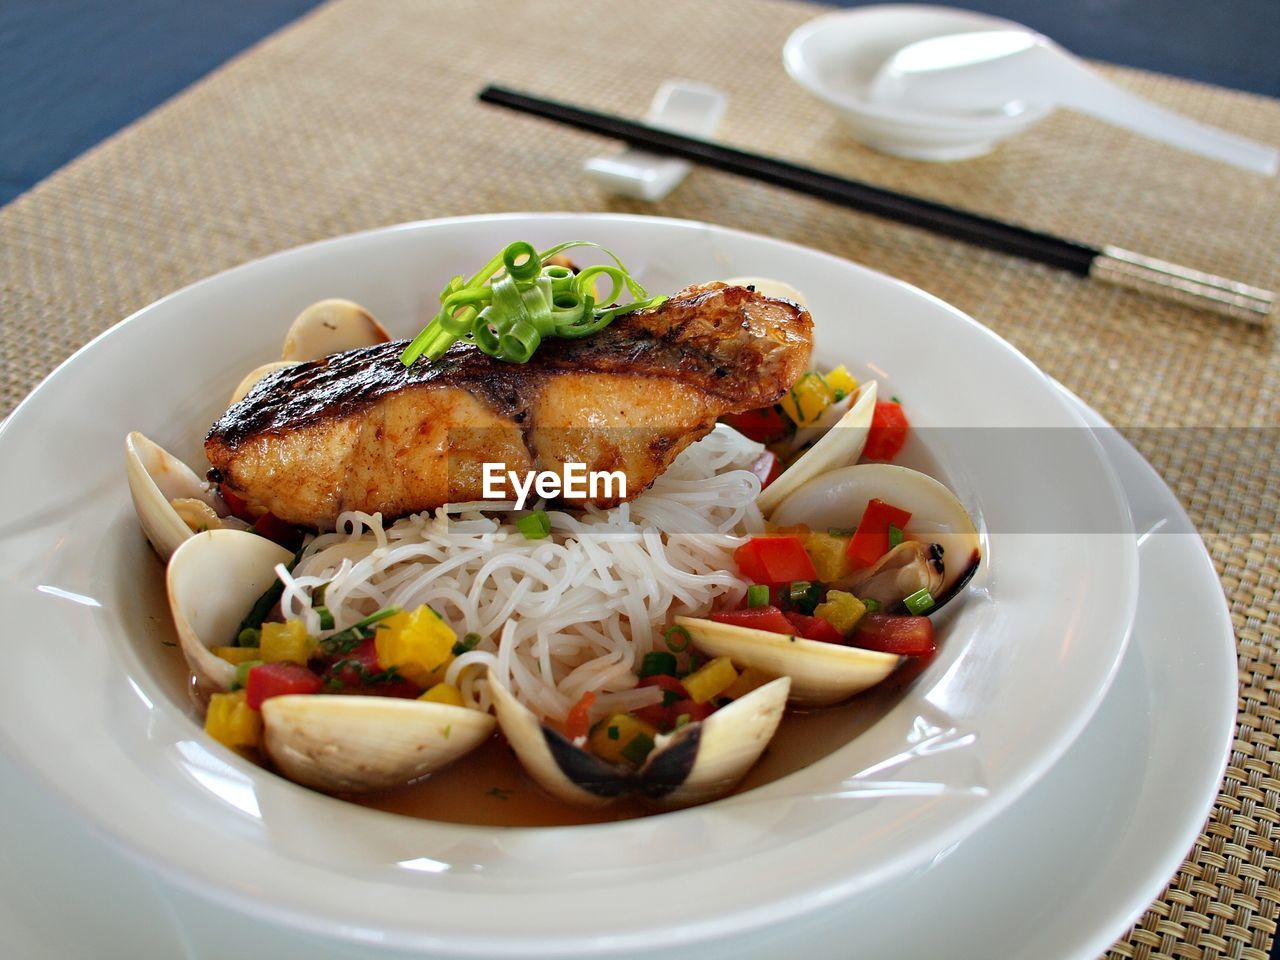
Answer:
0, 389, 1233, 960
0, 214, 1136, 954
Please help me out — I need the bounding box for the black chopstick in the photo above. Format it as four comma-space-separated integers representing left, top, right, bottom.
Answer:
477, 84, 1274, 324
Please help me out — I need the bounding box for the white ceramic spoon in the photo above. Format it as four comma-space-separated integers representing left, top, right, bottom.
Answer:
868, 29, 1278, 175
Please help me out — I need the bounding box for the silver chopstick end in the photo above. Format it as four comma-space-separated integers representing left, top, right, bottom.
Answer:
1089, 245, 1274, 326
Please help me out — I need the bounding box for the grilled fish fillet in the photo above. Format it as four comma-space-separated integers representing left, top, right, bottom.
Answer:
206, 282, 812, 527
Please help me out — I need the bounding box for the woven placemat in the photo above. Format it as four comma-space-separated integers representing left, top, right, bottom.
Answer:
2, 0, 1278, 956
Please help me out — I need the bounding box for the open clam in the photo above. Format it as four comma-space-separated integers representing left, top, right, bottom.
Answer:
167, 529, 494, 793
756, 379, 877, 516
490, 675, 790, 809
281, 298, 390, 362
770, 463, 982, 611
126, 432, 243, 561
673, 617, 899, 707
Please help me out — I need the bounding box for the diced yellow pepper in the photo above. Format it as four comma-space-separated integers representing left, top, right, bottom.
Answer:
259, 620, 316, 664
588, 713, 659, 767
683, 656, 740, 704
804, 531, 854, 581
375, 605, 456, 687
824, 365, 858, 397
721, 666, 776, 701
419, 682, 464, 707
814, 590, 867, 636
212, 645, 263, 665
780, 372, 836, 427
204, 690, 262, 751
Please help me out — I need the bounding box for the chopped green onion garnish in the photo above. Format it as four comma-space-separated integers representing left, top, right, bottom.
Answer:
234, 544, 305, 643
315, 606, 335, 631
863, 598, 882, 613
674, 714, 692, 729
903, 589, 935, 615
320, 606, 402, 655
452, 632, 483, 656
888, 525, 904, 548
237, 627, 261, 647
400, 240, 667, 366
832, 388, 847, 402
640, 651, 678, 678
234, 659, 263, 690
746, 584, 770, 608
621, 733, 656, 765
891, 395, 901, 404
827, 527, 855, 537
663, 624, 692, 653
517, 510, 551, 540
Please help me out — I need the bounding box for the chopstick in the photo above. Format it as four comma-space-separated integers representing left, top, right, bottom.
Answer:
478, 84, 1274, 325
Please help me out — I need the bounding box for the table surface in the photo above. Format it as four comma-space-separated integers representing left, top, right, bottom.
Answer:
1, 2, 1278, 959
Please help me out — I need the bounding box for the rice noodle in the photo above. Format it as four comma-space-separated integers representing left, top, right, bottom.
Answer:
277, 425, 766, 721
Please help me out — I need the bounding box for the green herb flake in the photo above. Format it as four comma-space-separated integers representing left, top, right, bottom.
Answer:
863, 598, 882, 613
607, 725, 620, 741
621, 733, 656, 765
663, 624, 692, 653
517, 510, 551, 540
452, 632, 483, 656
904, 589, 935, 615
674, 714, 691, 729
888, 524, 904, 548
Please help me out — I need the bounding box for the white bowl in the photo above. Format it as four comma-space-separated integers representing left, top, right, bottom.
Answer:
783, 4, 1054, 160
0, 213, 1135, 954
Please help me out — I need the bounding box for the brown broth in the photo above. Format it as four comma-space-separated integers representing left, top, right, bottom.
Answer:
353, 674, 917, 826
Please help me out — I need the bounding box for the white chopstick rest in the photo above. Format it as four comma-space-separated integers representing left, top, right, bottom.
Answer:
583, 81, 727, 200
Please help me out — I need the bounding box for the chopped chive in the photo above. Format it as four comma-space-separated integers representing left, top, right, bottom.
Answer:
234, 659, 263, 690
891, 395, 901, 404
904, 589, 935, 615
237, 627, 261, 647
621, 733, 656, 765
517, 510, 551, 540
640, 651, 678, 678
320, 605, 402, 655
746, 584, 770, 608
315, 606, 335, 631
832, 388, 847, 402
827, 527, 855, 537
674, 713, 692, 729
233, 544, 306, 643
863, 598, 882, 613
663, 624, 692, 653
452, 631, 483, 656
888, 524, 904, 548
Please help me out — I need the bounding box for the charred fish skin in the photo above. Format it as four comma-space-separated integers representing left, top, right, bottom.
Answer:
205, 283, 813, 527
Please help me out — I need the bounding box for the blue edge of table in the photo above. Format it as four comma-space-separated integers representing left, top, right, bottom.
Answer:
2, 0, 1277, 955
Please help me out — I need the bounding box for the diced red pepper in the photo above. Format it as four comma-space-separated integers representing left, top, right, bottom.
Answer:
245, 662, 323, 709
721, 407, 791, 444
565, 691, 597, 741
733, 536, 818, 585
633, 697, 714, 732
748, 451, 783, 489
252, 511, 305, 551
847, 499, 913, 568
783, 611, 846, 645
848, 614, 935, 656
710, 605, 794, 636
321, 638, 381, 687
863, 401, 910, 461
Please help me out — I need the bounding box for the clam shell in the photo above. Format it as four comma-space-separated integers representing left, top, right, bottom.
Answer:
490, 675, 790, 809
167, 528, 494, 792
262, 694, 494, 794
674, 616, 899, 707
229, 361, 297, 406
281, 299, 390, 362
167, 529, 293, 694
126, 432, 229, 561
769, 462, 981, 604
756, 379, 877, 516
